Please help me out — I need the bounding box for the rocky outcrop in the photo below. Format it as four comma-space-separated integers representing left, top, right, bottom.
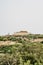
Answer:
13, 31, 29, 36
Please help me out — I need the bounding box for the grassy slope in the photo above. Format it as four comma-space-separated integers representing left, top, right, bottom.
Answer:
0, 34, 43, 65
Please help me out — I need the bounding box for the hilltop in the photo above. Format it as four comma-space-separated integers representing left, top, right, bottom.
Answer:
13, 31, 30, 36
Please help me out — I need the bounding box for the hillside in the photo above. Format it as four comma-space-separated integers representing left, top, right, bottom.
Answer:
0, 31, 43, 65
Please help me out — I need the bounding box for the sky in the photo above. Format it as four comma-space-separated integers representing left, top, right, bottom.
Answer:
0, 0, 43, 35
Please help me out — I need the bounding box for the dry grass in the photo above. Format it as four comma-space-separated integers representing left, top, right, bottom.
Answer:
31, 38, 43, 42
0, 41, 16, 46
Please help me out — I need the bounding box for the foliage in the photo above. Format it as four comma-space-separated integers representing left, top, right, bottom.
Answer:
0, 34, 43, 65
0, 42, 43, 65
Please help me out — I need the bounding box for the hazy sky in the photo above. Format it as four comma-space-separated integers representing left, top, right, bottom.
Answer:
0, 0, 43, 35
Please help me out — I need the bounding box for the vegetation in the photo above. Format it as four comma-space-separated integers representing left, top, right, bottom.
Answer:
0, 34, 43, 65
